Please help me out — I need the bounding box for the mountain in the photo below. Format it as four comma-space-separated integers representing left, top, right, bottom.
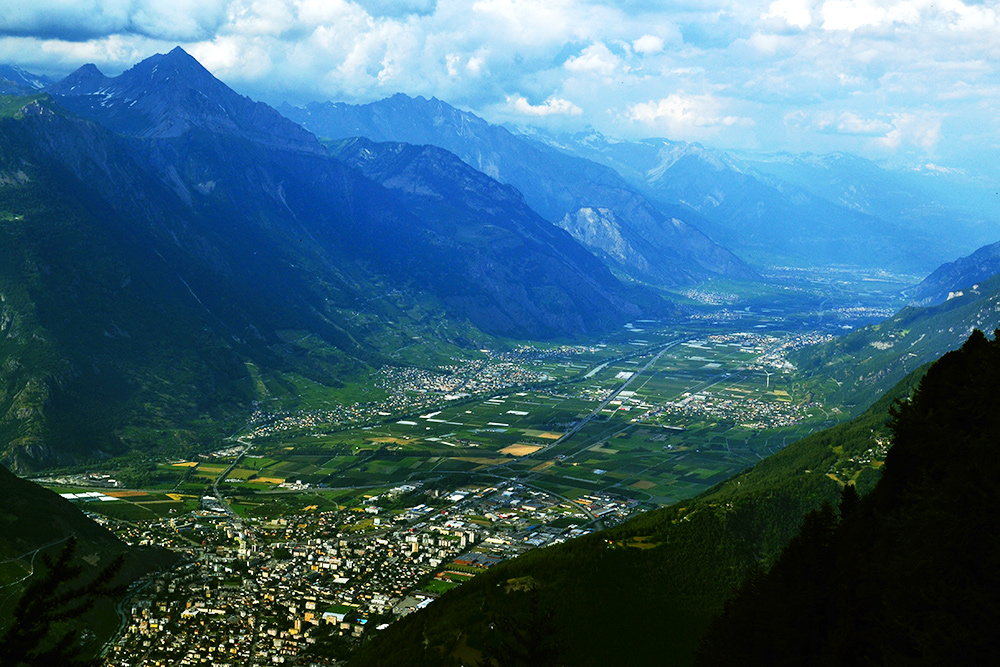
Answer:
791, 272, 1000, 410
0, 64, 53, 95
1, 49, 661, 470
48, 48, 320, 152
700, 330, 1000, 665
43, 49, 652, 340
279, 95, 756, 286
347, 366, 925, 667
740, 150, 1000, 246
536, 131, 984, 273
329, 137, 658, 335
903, 238, 1000, 306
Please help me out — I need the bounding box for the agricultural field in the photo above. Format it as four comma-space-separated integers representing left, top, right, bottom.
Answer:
37, 319, 846, 518
204, 324, 843, 508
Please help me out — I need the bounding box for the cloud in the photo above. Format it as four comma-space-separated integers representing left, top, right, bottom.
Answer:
0, 0, 996, 172
626, 93, 752, 139
564, 43, 622, 76
507, 94, 583, 116
834, 111, 894, 136
632, 34, 664, 54
0, 0, 229, 42
764, 0, 814, 29
874, 113, 942, 151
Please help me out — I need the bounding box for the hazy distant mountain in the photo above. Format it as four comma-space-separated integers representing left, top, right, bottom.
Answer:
279, 95, 756, 286
535, 130, 990, 273
1, 49, 661, 468
0, 64, 53, 94
740, 151, 1000, 245
903, 239, 1000, 306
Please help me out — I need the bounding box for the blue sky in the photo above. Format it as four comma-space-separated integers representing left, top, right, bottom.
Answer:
1, 0, 998, 175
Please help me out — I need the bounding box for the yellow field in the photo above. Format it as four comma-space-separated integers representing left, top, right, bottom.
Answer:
630, 480, 656, 490
369, 437, 411, 445
454, 457, 509, 466
105, 490, 149, 498
196, 465, 227, 473
589, 444, 619, 455
530, 461, 555, 473
166, 493, 196, 501
248, 476, 286, 484
499, 444, 542, 456
522, 429, 562, 440
171, 461, 199, 468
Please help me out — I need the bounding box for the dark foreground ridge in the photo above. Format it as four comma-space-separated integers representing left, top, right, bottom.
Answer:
699, 328, 1000, 666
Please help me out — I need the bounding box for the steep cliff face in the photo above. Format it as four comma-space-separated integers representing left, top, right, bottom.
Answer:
558, 203, 758, 286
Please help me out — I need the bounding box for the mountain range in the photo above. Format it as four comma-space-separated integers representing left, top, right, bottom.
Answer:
0, 48, 667, 470
532, 131, 998, 273
282, 92, 1000, 275
279, 95, 757, 286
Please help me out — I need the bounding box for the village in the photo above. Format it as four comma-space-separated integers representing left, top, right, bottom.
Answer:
97, 478, 639, 666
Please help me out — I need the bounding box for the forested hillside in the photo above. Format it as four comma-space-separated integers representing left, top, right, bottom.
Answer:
699, 329, 1000, 666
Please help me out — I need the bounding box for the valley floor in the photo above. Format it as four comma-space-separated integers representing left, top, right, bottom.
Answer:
22, 270, 910, 664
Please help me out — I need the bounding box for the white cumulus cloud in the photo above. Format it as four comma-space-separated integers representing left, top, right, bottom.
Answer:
632, 34, 664, 54
564, 43, 622, 76
765, 0, 815, 29
507, 94, 583, 116
626, 93, 752, 139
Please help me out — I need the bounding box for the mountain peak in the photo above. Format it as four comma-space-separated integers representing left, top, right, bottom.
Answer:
46, 63, 108, 96
139, 46, 213, 81
47, 48, 322, 152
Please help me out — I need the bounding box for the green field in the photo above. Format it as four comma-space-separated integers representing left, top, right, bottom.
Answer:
204, 328, 844, 507
49, 320, 851, 519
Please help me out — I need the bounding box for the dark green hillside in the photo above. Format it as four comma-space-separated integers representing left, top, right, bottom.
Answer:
0, 103, 257, 469
0, 464, 174, 661
791, 272, 1000, 411
699, 330, 1000, 665
347, 365, 925, 667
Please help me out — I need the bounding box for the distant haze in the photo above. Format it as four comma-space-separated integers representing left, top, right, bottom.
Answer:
1, 1, 998, 177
